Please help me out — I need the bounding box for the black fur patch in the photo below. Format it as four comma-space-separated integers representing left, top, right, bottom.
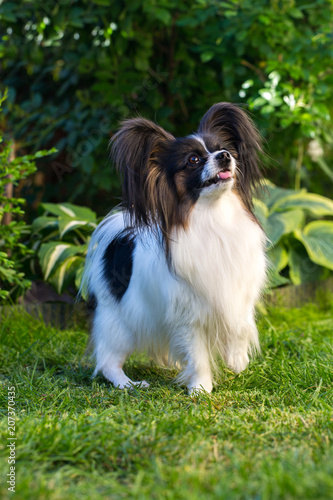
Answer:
103, 233, 135, 301
200, 134, 223, 153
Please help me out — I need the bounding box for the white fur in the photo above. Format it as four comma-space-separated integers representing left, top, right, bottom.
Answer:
201, 150, 236, 185
82, 186, 267, 394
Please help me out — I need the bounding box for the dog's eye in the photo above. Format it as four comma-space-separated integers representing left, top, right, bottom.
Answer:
188, 155, 200, 165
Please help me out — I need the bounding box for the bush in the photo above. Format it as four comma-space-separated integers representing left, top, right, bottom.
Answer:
0, 91, 55, 303
0, 0, 332, 212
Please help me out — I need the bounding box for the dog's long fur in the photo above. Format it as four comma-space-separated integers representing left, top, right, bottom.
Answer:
82, 102, 267, 393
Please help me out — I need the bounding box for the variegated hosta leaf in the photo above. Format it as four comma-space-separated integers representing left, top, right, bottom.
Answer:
41, 202, 96, 222
266, 244, 290, 288
41, 203, 76, 218
288, 240, 330, 285
32, 216, 58, 234
267, 245, 288, 272
267, 268, 290, 288
260, 180, 305, 209
38, 241, 87, 280
294, 221, 333, 271
271, 192, 333, 218
75, 265, 85, 296
253, 198, 269, 229
265, 208, 304, 246
58, 215, 97, 238
48, 256, 84, 294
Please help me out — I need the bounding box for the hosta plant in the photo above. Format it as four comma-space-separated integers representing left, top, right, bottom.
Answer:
255, 181, 333, 287
31, 203, 97, 294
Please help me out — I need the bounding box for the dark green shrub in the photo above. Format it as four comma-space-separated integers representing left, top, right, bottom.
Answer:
0, 91, 55, 302
1, 0, 332, 211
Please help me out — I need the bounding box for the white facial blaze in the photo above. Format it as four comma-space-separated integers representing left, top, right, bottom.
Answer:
201, 149, 236, 196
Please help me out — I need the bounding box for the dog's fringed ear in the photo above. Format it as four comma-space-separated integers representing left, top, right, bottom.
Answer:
110, 118, 175, 228
198, 102, 263, 211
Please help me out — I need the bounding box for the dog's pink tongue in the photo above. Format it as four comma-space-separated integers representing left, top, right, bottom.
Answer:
219, 171, 232, 180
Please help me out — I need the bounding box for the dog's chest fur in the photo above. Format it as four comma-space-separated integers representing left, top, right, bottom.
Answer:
170, 191, 267, 327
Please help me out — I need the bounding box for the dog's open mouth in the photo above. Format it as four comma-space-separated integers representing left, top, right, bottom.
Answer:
202, 170, 233, 188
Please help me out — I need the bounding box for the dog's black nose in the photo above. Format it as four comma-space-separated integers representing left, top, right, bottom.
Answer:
216, 150, 231, 162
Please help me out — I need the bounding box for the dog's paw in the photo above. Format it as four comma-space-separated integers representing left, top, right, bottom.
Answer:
188, 380, 213, 395
130, 380, 150, 389
114, 380, 150, 390
102, 368, 149, 389
227, 351, 249, 374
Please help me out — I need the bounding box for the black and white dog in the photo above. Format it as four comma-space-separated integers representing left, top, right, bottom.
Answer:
82, 102, 267, 393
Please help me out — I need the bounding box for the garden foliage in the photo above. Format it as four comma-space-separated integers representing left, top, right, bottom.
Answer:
0, 0, 332, 210
254, 182, 333, 286
0, 91, 55, 302
0, 1, 333, 298
31, 202, 97, 294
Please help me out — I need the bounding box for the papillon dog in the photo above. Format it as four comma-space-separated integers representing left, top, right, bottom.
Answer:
82, 102, 267, 394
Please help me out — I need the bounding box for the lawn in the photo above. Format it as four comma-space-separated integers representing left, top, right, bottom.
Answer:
0, 300, 332, 500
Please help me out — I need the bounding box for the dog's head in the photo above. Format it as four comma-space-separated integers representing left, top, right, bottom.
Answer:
110, 103, 263, 246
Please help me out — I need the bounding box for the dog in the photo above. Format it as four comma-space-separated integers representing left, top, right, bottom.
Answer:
81, 102, 267, 393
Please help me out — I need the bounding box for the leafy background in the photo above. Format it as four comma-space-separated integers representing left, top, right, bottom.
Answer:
0, 0, 333, 299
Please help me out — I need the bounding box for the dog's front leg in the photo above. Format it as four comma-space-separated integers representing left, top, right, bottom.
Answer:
225, 312, 260, 375
174, 329, 213, 394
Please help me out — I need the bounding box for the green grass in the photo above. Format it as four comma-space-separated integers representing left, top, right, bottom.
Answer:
0, 300, 333, 500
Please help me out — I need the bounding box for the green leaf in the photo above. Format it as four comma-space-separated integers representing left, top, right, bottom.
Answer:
261, 104, 275, 114
288, 240, 330, 285
58, 215, 96, 238
32, 216, 58, 234
38, 242, 86, 280
294, 221, 333, 271
59, 203, 97, 222
261, 181, 304, 210
38, 242, 70, 280
266, 267, 290, 288
272, 192, 333, 218
42, 203, 76, 218
41, 203, 97, 222
48, 256, 84, 294
266, 209, 304, 246
270, 96, 283, 107
253, 198, 269, 229
251, 97, 266, 107
266, 243, 290, 288
75, 264, 85, 294
201, 52, 214, 63
289, 8, 303, 19
151, 8, 172, 25
34, 148, 57, 158
268, 245, 288, 272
